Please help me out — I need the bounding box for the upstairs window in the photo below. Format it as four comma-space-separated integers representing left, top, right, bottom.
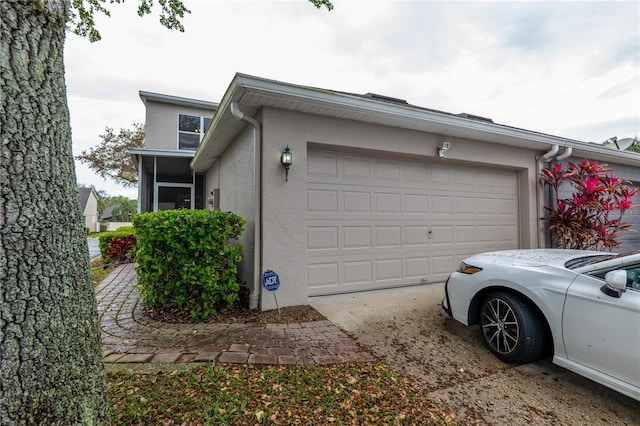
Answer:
178, 114, 212, 150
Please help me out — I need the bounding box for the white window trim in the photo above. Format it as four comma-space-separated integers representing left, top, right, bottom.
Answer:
177, 114, 211, 150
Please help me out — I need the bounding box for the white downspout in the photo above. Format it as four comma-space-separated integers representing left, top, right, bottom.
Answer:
542, 144, 559, 161
556, 146, 573, 161
230, 102, 261, 310
536, 144, 560, 248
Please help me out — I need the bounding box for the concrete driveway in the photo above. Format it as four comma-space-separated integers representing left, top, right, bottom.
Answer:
311, 284, 639, 425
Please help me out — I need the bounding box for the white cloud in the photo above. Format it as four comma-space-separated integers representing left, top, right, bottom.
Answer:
64, 0, 640, 196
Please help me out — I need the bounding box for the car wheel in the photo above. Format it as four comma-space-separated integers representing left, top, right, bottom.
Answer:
480, 292, 546, 364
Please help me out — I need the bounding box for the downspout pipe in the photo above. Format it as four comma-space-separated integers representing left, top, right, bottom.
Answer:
230, 101, 261, 310
542, 144, 559, 161
556, 146, 573, 161
536, 144, 559, 248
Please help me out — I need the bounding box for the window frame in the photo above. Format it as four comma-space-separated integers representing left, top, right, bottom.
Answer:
177, 114, 212, 151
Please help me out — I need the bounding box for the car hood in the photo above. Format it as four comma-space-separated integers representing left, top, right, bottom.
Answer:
465, 249, 599, 268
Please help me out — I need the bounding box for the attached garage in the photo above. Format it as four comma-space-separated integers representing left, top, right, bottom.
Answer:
191, 73, 640, 310
306, 149, 519, 295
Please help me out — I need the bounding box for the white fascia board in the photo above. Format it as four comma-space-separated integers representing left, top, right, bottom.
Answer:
139, 90, 219, 110
192, 73, 640, 170
129, 148, 196, 168
129, 148, 196, 158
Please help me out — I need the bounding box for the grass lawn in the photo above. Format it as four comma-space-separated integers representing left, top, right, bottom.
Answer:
107, 363, 453, 425
91, 258, 113, 286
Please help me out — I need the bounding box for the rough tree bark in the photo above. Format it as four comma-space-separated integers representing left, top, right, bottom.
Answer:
0, 1, 110, 424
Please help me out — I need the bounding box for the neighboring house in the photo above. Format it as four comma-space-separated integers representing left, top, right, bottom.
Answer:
100, 205, 116, 221
78, 187, 99, 233
133, 73, 640, 310
100, 204, 135, 231
129, 91, 218, 213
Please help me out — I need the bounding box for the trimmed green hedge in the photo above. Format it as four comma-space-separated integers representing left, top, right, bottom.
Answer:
133, 210, 245, 322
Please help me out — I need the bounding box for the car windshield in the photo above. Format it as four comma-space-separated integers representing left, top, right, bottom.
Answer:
565, 250, 640, 269
565, 254, 618, 269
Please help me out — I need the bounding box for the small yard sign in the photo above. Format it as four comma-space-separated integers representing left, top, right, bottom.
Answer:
261, 269, 280, 292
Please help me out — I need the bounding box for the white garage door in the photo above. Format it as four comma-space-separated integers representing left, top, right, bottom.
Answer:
306, 149, 519, 296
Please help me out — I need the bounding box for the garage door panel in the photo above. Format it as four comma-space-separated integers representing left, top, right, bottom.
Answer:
375, 193, 402, 213
343, 191, 371, 212
374, 160, 401, 181
308, 152, 338, 177
405, 194, 429, 213
343, 157, 370, 179
376, 258, 403, 281
343, 226, 372, 249
375, 226, 402, 247
307, 150, 519, 295
307, 226, 338, 250
405, 226, 429, 246
308, 263, 339, 289
308, 190, 338, 212
431, 195, 454, 214
406, 257, 429, 278
343, 260, 372, 284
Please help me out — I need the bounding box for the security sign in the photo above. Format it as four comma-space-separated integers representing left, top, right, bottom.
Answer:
261, 269, 280, 292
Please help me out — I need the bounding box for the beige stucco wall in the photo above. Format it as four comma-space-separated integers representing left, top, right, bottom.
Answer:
256, 107, 540, 310
83, 193, 99, 232
218, 126, 255, 290
144, 99, 215, 150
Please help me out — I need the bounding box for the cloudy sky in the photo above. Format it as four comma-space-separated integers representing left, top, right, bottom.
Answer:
64, 0, 640, 198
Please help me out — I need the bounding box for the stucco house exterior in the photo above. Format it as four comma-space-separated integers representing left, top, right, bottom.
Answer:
133, 73, 640, 310
129, 91, 218, 213
78, 187, 99, 233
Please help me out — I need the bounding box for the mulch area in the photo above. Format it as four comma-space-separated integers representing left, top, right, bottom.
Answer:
142, 285, 326, 324
143, 303, 326, 324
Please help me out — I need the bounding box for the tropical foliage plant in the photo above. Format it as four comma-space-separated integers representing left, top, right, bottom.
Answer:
540, 159, 638, 250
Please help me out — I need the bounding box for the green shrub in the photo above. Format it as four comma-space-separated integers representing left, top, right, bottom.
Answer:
133, 209, 245, 322
115, 225, 135, 234
99, 229, 136, 263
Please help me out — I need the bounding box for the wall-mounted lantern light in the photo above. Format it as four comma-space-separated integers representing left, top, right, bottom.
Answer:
281, 145, 293, 182
438, 141, 452, 159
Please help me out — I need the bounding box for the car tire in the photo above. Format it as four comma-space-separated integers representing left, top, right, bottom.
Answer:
480, 292, 546, 364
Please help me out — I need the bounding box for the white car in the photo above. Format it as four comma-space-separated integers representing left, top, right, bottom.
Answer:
442, 249, 640, 401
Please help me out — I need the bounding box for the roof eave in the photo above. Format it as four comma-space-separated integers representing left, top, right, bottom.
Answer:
191, 73, 640, 170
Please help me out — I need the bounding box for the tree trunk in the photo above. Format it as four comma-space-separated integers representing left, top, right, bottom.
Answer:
0, 1, 110, 424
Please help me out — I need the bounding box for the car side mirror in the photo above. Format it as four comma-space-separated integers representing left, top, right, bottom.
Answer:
600, 270, 627, 298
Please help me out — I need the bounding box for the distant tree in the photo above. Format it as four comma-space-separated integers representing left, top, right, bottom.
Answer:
540, 159, 638, 250
95, 188, 110, 216
77, 122, 145, 187
629, 137, 640, 153
109, 197, 137, 222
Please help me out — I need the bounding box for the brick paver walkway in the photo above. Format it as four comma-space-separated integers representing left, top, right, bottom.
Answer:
97, 264, 374, 365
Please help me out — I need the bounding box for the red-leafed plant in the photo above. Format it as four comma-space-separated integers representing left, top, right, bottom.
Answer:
105, 234, 137, 263
540, 159, 638, 251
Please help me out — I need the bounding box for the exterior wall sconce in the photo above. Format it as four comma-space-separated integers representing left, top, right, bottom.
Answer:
281, 145, 293, 182
438, 141, 452, 159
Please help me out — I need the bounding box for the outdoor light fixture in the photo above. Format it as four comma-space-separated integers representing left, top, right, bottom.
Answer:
438, 141, 452, 159
281, 145, 293, 182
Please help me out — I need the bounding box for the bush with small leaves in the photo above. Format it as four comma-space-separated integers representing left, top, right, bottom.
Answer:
133, 209, 245, 322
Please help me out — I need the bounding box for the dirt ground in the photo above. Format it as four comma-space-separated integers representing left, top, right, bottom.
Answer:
311, 283, 639, 426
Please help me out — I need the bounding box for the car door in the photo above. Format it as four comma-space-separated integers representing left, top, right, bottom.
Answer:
562, 268, 640, 388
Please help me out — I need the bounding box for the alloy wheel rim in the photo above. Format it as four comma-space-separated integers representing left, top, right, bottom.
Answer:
482, 298, 520, 355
